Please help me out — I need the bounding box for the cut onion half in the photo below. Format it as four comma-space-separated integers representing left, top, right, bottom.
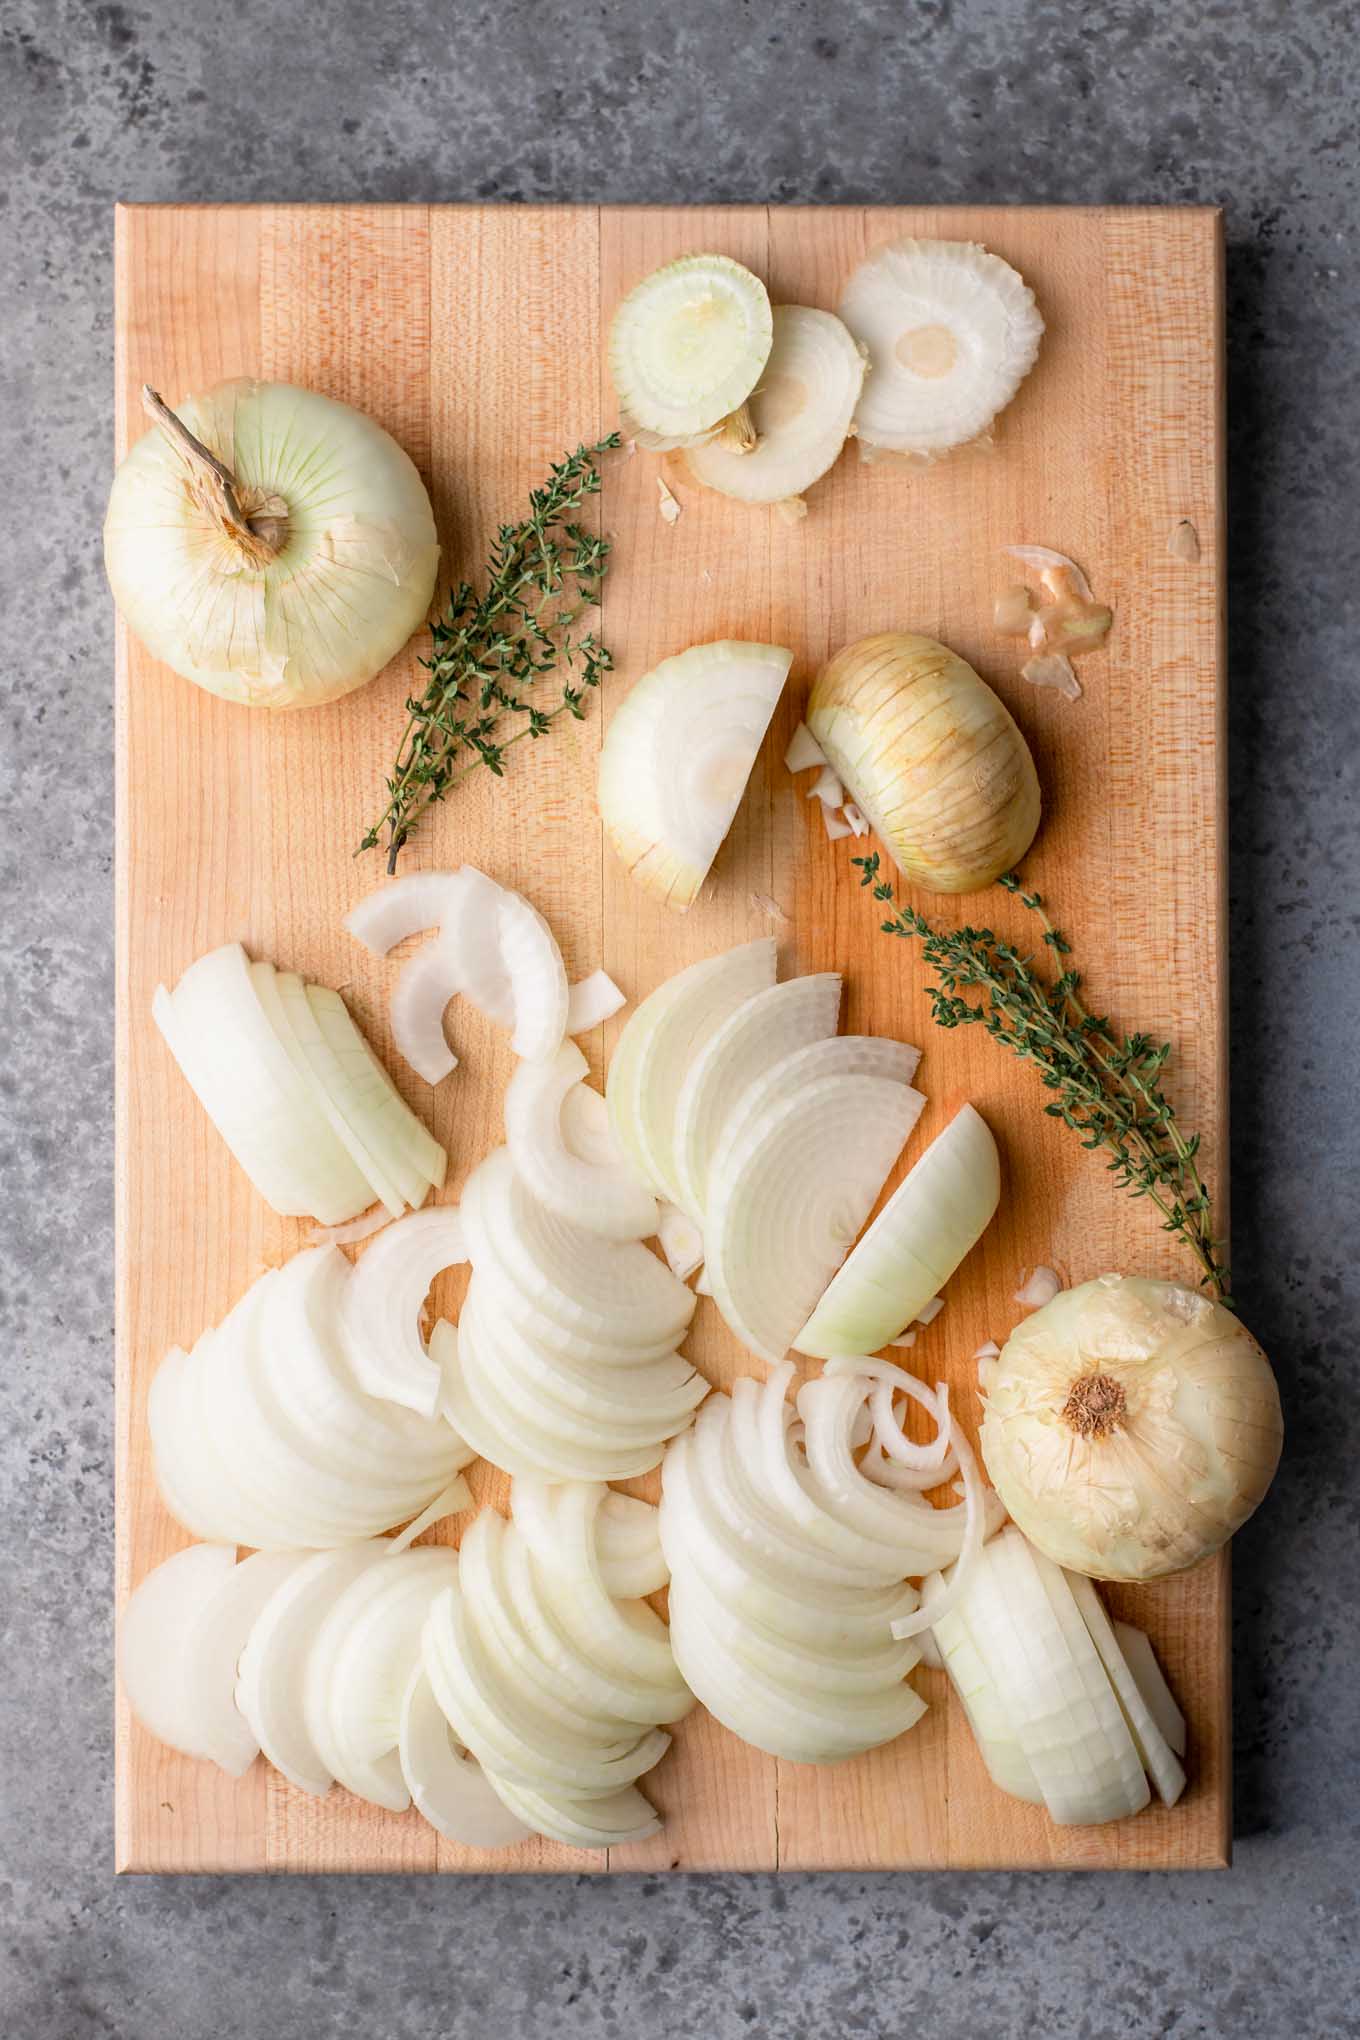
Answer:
153, 946, 372, 1224
566, 969, 627, 1034
606, 937, 778, 1200
599, 643, 793, 913
706, 1073, 925, 1365
119, 1543, 239, 1760
839, 237, 1044, 456
343, 1204, 468, 1415
498, 892, 569, 1062
235, 1543, 387, 1796
671, 973, 842, 1222
794, 1103, 998, 1358
609, 253, 773, 441
504, 1043, 658, 1242
685, 305, 865, 504
399, 1665, 532, 1848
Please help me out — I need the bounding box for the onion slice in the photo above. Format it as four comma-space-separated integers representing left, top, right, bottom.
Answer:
498, 892, 569, 1061
119, 1543, 239, 1760
180, 1549, 313, 1776
566, 969, 627, 1034
794, 1103, 998, 1358
717, 1033, 921, 1168
343, 871, 466, 955
607, 937, 778, 1201
1064, 1574, 1186, 1807
685, 305, 866, 505
343, 1205, 468, 1416
671, 973, 842, 1222
706, 1073, 925, 1365
609, 253, 773, 441
599, 643, 793, 913
389, 937, 461, 1085
504, 1043, 658, 1242
399, 1665, 532, 1847
1113, 1621, 1188, 1760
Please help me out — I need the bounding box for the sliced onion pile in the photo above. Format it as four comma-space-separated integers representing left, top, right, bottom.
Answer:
148, 1243, 474, 1548
421, 1482, 691, 1847
153, 942, 446, 1224
345, 865, 627, 1084
598, 642, 793, 913
609, 253, 773, 445
444, 1149, 705, 1481
684, 305, 866, 509
925, 1525, 1186, 1824
659, 1366, 957, 1764
839, 237, 1044, 458
795, 1104, 1000, 1358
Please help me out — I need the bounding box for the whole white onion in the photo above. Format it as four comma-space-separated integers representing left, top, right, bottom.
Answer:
980, 1273, 1283, 1582
104, 381, 440, 710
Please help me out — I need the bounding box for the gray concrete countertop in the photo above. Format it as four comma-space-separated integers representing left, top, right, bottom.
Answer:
2, 2, 1355, 2034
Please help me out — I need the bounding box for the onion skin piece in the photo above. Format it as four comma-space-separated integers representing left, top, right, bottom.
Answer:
808, 633, 1041, 894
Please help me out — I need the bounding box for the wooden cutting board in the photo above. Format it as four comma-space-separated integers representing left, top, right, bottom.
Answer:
114, 203, 1227, 1873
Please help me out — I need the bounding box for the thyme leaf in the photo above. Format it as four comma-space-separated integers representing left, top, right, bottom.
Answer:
852, 852, 1231, 1303
361, 435, 620, 871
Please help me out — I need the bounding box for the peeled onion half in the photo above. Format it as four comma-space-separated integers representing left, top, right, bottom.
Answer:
599, 641, 793, 912
839, 238, 1044, 457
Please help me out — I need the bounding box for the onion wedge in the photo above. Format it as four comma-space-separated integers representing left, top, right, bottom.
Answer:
671, 974, 842, 1221
839, 237, 1044, 456
609, 253, 773, 442
685, 305, 866, 504
504, 1043, 658, 1241
795, 1103, 999, 1358
599, 643, 793, 912
705, 1073, 924, 1366
607, 938, 778, 1200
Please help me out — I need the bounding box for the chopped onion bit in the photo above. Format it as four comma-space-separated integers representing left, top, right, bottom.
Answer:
783, 721, 828, 774
1022, 651, 1081, 700
1013, 1264, 1062, 1309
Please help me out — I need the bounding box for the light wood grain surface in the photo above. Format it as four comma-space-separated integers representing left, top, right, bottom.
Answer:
114, 203, 1227, 1873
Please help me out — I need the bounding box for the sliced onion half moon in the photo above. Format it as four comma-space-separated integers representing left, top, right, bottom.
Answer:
399, 1665, 532, 1848
671, 973, 842, 1222
794, 1102, 999, 1358
606, 937, 778, 1200
497, 892, 569, 1062
609, 253, 773, 440
119, 1543, 239, 1760
343, 1204, 468, 1416
705, 1072, 926, 1366
504, 1042, 658, 1241
389, 936, 461, 1085
599, 642, 793, 913
839, 237, 1044, 456
715, 1033, 921, 1171
685, 305, 866, 505
344, 871, 467, 956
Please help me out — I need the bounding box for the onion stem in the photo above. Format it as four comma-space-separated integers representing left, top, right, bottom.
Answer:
141, 385, 285, 560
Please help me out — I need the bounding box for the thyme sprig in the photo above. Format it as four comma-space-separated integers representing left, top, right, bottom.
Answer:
854, 852, 1231, 1302
361, 435, 620, 871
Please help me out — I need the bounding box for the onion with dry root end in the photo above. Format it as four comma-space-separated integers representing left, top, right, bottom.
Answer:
794, 1103, 1000, 1358
598, 641, 793, 912
838, 238, 1043, 458
980, 1274, 1283, 1582
684, 305, 866, 509
808, 632, 1041, 894
609, 253, 773, 448
105, 381, 439, 708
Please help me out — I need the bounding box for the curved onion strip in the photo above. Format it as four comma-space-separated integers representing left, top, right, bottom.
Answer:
685, 305, 866, 505
489, 1774, 661, 1849
153, 946, 372, 1224
497, 1524, 674, 1726
344, 871, 466, 955
607, 938, 779, 1199
559, 1080, 624, 1170
671, 974, 842, 1222
566, 969, 627, 1034
399, 1665, 532, 1847
832, 1356, 955, 1473
390, 937, 461, 1085
706, 1074, 924, 1366
794, 1103, 1000, 1359
235, 1544, 387, 1795
462, 1147, 694, 1346
307, 1205, 391, 1248
118, 1544, 239, 1760
463, 1249, 682, 1366
441, 865, 515, 1026
673, 1553, 919, 1697
287, 976, 446, 1207
609, 253, 773, 439
716, 1034, 921, 1177
800, 1369, 971, 1565
599, 646, 793, 915
305, 1546, 459, 1810
498, 892, 569, 1061
886, 1421, 987, 1639
540, 1485, 689, 1701
343, 1205, 468, 1416
504, 1043, 658, 1241
387, 1475, 473, 1555
839, 237, 1043, 455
